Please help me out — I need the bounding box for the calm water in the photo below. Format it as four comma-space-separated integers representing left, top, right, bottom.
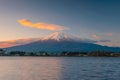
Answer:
0, 57, 119, 80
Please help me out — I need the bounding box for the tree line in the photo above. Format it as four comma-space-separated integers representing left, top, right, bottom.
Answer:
0, 49, 120, 57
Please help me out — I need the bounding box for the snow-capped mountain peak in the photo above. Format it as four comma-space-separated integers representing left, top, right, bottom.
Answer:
42, 32, 74, 41
6, 32, 120, 52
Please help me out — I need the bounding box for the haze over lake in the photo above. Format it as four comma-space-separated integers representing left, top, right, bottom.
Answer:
0, 57, 119, 80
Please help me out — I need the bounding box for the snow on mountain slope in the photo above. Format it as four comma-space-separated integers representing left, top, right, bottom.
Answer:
41, 32, 94, 43
6, 32, 120, 52
42, 32, 75, 41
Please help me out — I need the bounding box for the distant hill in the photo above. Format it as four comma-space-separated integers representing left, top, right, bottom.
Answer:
6, 32, 120, 52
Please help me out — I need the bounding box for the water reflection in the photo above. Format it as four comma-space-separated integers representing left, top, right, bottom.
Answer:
0, 57, 62, 80
0, 57, 119, 80
59, 57, 120, 80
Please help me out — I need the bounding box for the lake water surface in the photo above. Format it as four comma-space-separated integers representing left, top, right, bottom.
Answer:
0, 57, 119, 80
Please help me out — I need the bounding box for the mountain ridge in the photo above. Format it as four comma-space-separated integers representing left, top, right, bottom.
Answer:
5, 32, 120, 52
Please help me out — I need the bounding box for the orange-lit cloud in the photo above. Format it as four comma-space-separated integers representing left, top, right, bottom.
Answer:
0, 38, 40, 48
18, 19, 69, 31
92, 34, 102, 39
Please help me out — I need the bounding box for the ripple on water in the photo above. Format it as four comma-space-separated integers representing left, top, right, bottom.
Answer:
0, 57, 119, 80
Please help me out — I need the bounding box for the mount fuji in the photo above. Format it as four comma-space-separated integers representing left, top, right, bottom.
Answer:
6, 32, 120, 52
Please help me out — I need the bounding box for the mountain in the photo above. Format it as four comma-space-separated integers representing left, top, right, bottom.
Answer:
6, 32, 120, 52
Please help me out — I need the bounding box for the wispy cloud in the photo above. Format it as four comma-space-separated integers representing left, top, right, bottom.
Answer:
105, 33, 113, 36
98, 40, 111, 42
92, 34, 102, 39
0, 38, 40, 48
96, 41, 120, 47
89, 39, 111, 43
18, 19, 69, 31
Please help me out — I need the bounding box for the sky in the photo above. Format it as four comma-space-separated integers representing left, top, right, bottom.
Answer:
0, 0, 120, 48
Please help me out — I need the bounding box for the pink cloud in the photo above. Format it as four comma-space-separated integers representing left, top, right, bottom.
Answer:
105, 33, 113, 36
97, 41, 120, 47
0, 38, 40, 48
92, 34, 102, 39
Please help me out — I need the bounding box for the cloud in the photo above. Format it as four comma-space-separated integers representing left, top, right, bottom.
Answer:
18, 19, 69, 31
95, 40, 111, 43
79, 39, 97, 43
87, 39, 111, 43
105, 33, 113, 36
98, 40, 111, 42
0, 38, 40, 48
95, 39, 120, 47
92, 34, 102, 39
96, 41, 120, 47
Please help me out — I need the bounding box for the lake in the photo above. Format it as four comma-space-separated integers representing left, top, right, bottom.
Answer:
0, 57, 119, 80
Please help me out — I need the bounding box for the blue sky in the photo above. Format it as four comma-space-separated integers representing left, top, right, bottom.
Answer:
0, 0, 120, 47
